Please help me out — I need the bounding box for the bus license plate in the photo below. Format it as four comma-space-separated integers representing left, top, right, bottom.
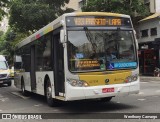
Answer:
102, 88, 114, 93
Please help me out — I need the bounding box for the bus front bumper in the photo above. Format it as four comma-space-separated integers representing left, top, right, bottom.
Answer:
65, 80, 140, 101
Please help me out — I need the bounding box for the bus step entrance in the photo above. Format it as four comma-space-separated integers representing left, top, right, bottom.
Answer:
55, 96, 65, 101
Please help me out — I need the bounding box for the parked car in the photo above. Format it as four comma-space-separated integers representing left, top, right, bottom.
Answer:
0, 55, 11, 86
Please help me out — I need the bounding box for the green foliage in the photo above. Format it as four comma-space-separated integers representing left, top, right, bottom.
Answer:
82, 0, 149, 24
0, 28, 28, 64
0, 0, 9, 21
9, 0, 74, 33
0, 31, 4, 36
2, 0, 74, 64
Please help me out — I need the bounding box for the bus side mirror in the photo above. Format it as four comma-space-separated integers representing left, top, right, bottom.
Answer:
60, 30, 66, 43
134, 30, 139, 50
135, 39, 139, 50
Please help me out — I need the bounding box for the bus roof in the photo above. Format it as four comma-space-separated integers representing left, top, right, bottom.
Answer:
16, 12, 130, 49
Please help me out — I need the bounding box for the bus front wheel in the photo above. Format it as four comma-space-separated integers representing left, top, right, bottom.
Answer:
46, 80, 59, 107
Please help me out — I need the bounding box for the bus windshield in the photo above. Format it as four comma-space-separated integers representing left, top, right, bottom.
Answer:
67, 29, 137, 72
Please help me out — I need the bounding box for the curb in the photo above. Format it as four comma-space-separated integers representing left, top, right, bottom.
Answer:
140, 76, 160, 81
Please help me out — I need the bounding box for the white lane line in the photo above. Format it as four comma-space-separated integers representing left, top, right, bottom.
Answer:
137, 99, 146, 101
0, 98, 9, 102
140, 82, 148, 84
34, 104, 42, 107
138, 92, 144, 95
11, 92, 30, 99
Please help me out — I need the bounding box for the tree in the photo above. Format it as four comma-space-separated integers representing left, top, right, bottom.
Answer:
0, 0, 9, 21
0, 27, 28, 64
9, 0, 74, 33
82, 0, 149, 25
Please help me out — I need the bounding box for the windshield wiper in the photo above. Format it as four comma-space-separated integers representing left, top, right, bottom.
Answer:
84, 27, 97, 55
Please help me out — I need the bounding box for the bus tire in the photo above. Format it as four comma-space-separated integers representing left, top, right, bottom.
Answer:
100, 97, 112, 102
7, 82, 11, 86
46, 80, 59, 107
21, 79, 28, 96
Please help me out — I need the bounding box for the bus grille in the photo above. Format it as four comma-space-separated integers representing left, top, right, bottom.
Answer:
0, 74, 7, 78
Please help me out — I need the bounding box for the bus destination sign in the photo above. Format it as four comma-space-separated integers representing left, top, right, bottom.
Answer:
66, 16, 131, 27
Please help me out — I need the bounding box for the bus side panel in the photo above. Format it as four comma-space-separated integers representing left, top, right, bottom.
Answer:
22, 72, 31, 92
14, 71, 22, 89
36, 71, 55, 97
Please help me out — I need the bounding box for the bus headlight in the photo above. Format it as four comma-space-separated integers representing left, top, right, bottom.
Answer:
67, 79, 89, 87
132, 74, 138, 81
124, 74, 138, 83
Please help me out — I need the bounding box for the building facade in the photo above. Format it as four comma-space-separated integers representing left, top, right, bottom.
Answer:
144, 0, 160, 13
137, 0, 160, 75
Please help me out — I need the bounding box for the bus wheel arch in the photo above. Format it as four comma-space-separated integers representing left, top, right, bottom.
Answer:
44, 75, 59, 107
44, 76, 54, 106
44, 75, 50, 96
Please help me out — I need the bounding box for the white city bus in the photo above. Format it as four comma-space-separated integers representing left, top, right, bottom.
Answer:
14, 12, 140, 106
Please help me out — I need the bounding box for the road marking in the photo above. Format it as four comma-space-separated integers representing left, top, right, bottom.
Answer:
11, 92, 30, 99
0, 98, 9, 102
137, 98, 146, 101
140, 82, 148, 84
34, 104, 42, 107
138, 92, 144, 95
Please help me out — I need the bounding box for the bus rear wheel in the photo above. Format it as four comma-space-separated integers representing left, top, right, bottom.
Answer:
21, 80, 28, 96
46, 80, 59, 107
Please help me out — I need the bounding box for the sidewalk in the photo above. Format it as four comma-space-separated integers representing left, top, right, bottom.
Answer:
140, 76, 160, 81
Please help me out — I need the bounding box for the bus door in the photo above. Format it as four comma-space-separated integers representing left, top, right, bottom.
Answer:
53, 33, 65, 96
30, 45, 36, 92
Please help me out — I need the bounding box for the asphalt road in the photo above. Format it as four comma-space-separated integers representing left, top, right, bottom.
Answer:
0, 79, 160, 121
